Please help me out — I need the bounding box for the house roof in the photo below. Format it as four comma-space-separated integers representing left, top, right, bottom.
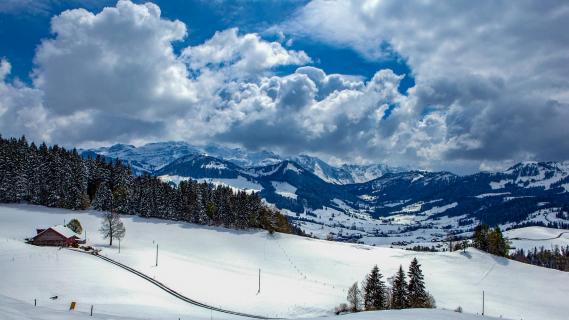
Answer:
35, 225, 79, 239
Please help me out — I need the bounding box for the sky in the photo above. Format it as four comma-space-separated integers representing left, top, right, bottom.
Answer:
0, 0, 568, 174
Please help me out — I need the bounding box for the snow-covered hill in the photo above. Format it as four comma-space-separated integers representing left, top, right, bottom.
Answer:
1, 204, 568, 320
0, 294, 504, 320
504, 226, 569, 251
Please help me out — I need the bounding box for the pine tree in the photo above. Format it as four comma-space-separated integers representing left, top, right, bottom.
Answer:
92, 182, 113, 211
364, 265, 387, 310
488, 226, 509, 257
407, 258, 430, 308
390, 265, 408, 309
473, 224, 490, 251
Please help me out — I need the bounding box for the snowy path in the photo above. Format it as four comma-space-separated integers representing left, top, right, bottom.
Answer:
68, 248, 275, 319
507, 231, 569, 241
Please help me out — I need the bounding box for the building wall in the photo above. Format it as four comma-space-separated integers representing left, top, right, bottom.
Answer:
32, 229, 67, 246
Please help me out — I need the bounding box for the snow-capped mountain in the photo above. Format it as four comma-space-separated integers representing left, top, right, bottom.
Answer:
83, 142, 569, 239
340, 163, 408, 184
290, 155, 405, 184
82, 141, 282, 174
155, 154, 247, 179
83, 142, 201, 173
83, 142, 400, 184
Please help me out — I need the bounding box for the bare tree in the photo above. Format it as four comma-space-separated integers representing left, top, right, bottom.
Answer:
347, 282, 362, 312
99, 212, 126, 246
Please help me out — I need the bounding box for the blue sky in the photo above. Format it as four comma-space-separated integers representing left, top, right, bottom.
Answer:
0, 0, 568, 173
0, 0, 413, 91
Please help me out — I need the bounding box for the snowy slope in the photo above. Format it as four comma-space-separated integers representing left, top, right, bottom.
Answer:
1, 204, 569, 320
504, 226, 569, 251
0, 294, 504, 320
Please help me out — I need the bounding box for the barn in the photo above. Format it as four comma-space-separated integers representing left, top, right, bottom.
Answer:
30, 225, 82, 247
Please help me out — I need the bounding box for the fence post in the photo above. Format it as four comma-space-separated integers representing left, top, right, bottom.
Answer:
34, 298, 36, 306
90, 305, 93, 316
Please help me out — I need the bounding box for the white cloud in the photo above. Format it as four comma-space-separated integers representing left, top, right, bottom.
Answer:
0, 59, 52, 142
34, 0, 195, 117
181, 28, 310, 79
279, 0, 569, 168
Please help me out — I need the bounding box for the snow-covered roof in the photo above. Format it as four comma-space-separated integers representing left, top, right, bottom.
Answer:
46, 225, 79, 238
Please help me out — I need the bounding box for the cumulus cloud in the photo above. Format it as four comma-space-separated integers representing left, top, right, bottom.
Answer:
3, 1, 312, 146
181, 28, 310, 79
0, 59, 52, 141
281, 0, 569, 168
34, 0, 194, 116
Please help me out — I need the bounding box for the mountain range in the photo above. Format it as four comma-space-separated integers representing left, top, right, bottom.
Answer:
82, 142, 569, 237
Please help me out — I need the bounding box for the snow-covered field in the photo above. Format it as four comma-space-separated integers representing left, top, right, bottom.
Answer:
504, 226, 569, 251
1, 204, 569, 320
0, 293, 503, 320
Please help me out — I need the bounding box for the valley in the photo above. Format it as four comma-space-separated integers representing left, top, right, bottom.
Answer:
83, 142, 569, 248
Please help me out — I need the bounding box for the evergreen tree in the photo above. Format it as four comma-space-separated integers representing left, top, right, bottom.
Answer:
390, 265, 408, 309
407, 258, 430, 308
363, 265, 387, 310
92, 182, 113, 211
473, 224, 490, 251
473, 224, 509, 257
488, 226, 509, 257
66, 218, 83, 234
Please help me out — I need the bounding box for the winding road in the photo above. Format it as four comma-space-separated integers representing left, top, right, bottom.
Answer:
69, 248, 278, 319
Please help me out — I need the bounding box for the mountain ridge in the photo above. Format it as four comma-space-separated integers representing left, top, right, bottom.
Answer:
81, 142, 569, 242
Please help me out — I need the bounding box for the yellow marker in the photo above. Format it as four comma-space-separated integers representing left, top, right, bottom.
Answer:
69, 301, 76, 311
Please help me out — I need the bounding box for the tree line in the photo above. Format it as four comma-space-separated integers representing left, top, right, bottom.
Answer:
510, 246, 569, 272
0, 135, 293, 233
338, 258, 435, 314
471, 223, 569, 272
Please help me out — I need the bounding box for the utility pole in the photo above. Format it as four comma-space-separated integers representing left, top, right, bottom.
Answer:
155, 243, 159, 267
482, 290, 485, 316
257, 268, 261, 294
118, 238, 121, 254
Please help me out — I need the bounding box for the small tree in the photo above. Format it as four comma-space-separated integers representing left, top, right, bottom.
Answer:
488, 226, 509, 257
347, 282, 362, 312
390, 265, 408, 309
473, 224, 490, 251
407, 258, 430, 308
66, 218, 83, 234
364, 265, 388, 310
99, 212, 126, 246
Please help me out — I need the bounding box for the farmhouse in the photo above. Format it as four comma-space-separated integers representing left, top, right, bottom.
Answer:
30, 225, 82, 247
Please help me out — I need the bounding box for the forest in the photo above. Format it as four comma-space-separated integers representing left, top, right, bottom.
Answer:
0, 135, 294, 233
